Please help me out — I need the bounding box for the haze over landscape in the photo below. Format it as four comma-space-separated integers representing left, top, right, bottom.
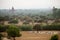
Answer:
0, 0, 60, 40
0, 0, 60, 9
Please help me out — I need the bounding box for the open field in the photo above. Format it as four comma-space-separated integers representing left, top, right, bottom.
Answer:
2, 21, 60, 40
15, 31, 60, 40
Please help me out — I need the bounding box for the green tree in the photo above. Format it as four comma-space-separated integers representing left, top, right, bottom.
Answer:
0, 17, 5, 24
50, 34, 58, 40
0, 25, 7, 32
33, 24, 41, 33
0, 34, 3, 40
7, 25, 21, 40
0, 25, 8, 40
43, 24, 60, 30
52, 7, 57, 19
20, 25, 33, 31
9, 19, 18, 24
56, 9, 60, 19
52, 7, 60, 19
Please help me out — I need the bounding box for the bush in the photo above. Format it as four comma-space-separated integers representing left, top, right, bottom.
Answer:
33, 24, 41, 31
43, 24, 60, 30
50, 34, 58, 40
0, 25, 8, 32
20, 25, 33, 31
0, 34, 3, 40
20, 24, 60, 31
9, 19, 18, 24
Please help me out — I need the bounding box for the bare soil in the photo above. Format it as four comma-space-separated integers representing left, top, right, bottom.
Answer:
15, 31, 60, 40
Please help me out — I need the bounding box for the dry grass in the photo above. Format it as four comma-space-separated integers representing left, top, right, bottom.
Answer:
15, 31, 59, 40
3, 21, 60, 40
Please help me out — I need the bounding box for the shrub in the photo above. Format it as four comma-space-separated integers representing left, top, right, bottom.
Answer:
50, 34, 58, 40
9, 19, 18, 24
0, 34, 3, 40
43, 24, 60, 30
20, 25, 33, 31
33, 24, 41, 31
0, 25, 8, 32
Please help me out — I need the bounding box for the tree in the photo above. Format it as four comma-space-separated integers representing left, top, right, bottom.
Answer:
0, 34, 3, 40
0, 17, 5, 24
9, 19, 18, 24
52, 7, 60, 19
56, 9, 60, 19
42, 24, 60, 30
20, 25, 33, 31
33, 24, 41, 33
50, 34, 58, 40
0, 25, 8, 40
52, 7, 57, 19
0, 25, 7, 32
7, 25, 21, 40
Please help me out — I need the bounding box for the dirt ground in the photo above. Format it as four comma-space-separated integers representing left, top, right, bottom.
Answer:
15, 31, 60, 40
3, 21, 60, 40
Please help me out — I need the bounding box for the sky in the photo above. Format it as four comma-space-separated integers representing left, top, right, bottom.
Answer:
0, 0, 60, 9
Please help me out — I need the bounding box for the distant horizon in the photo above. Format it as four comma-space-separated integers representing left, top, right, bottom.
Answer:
0, 0, 60, 9
0, 6, 60, 9
0, 7, 60, 10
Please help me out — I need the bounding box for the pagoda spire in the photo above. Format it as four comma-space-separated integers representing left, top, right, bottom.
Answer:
12, 6, 14, 11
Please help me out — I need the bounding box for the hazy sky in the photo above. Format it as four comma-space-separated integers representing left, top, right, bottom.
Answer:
0, 0, 60, 9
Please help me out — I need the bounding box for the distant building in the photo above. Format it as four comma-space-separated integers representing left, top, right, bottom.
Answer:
9, 6, 15, 15
11, 7, 15, 14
